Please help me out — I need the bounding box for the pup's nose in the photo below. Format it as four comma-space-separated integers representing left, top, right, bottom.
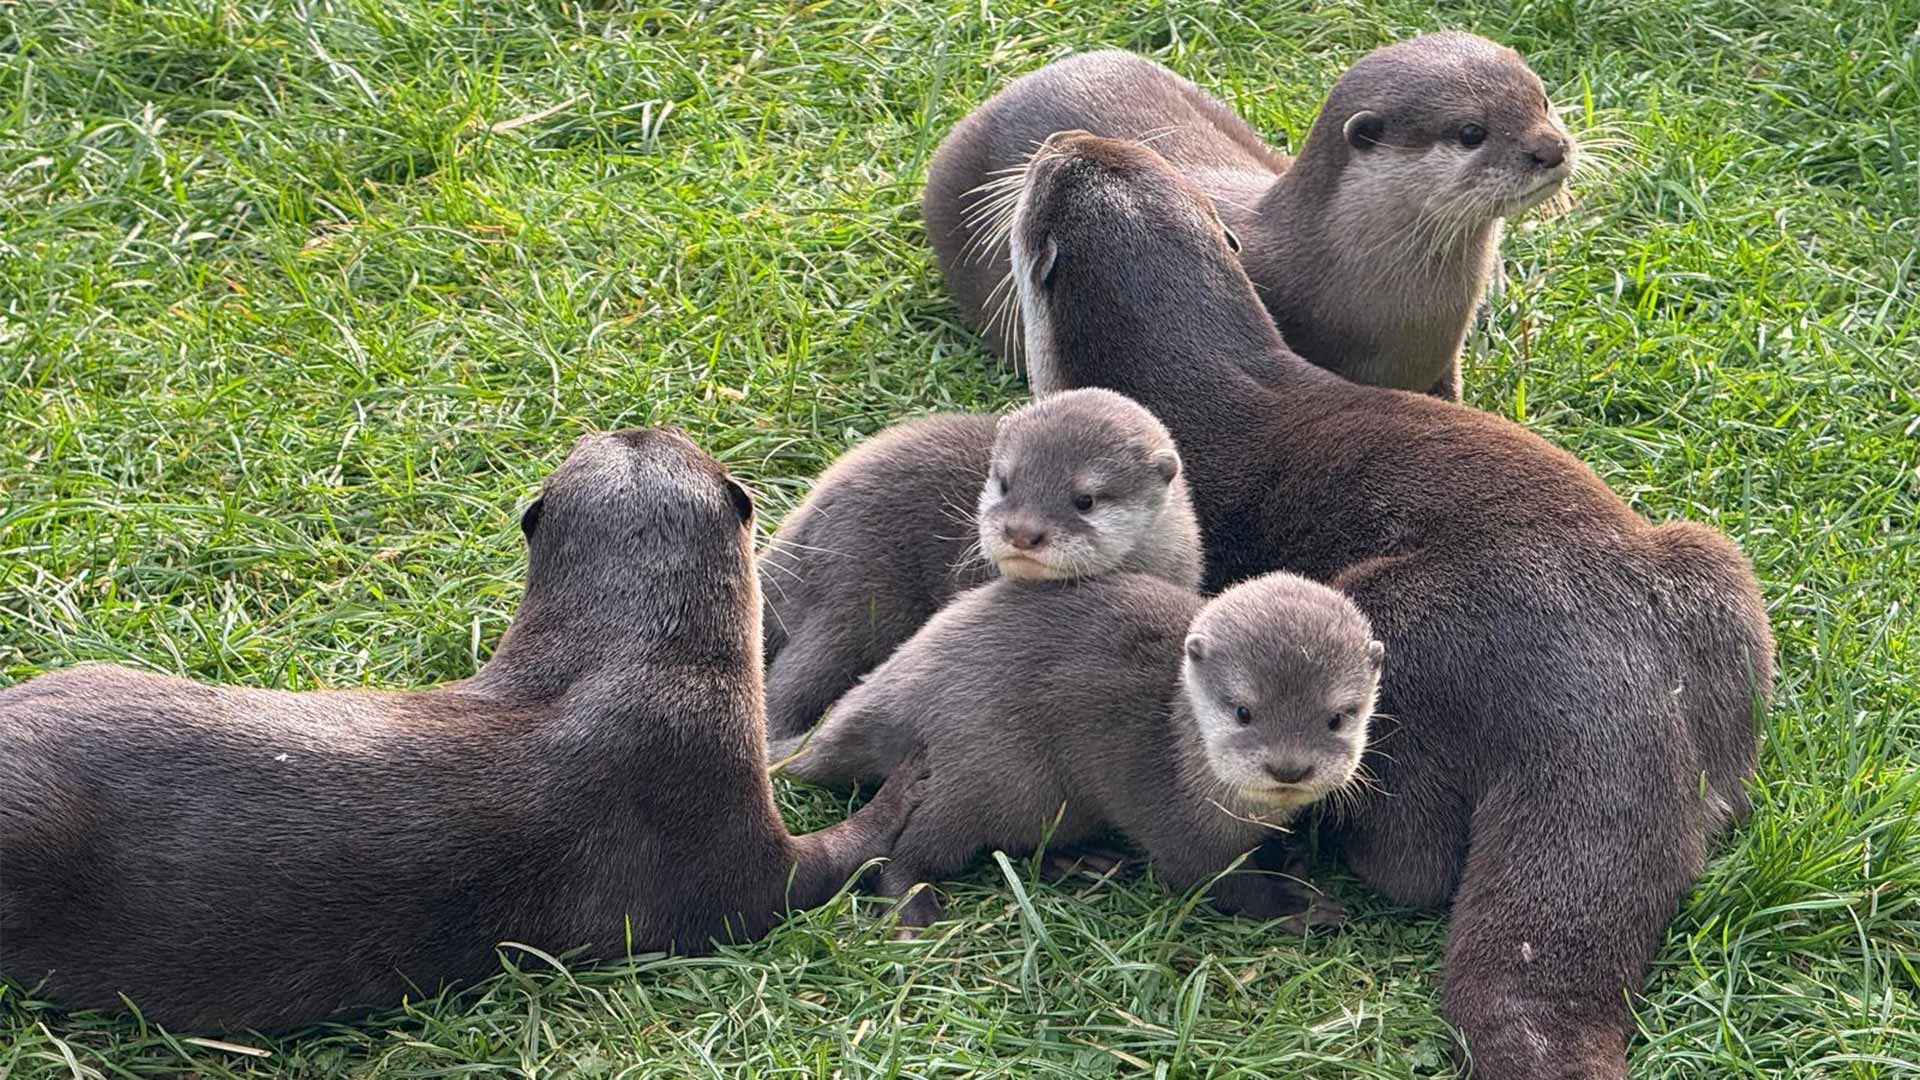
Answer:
1265, 759, 1315, 785
1529, 137, 1568, 169
1004, 523, 1048, 551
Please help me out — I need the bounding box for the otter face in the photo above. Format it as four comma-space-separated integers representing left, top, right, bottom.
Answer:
977, 387, 1182, 582
530, 427, 756, 572
1334, 32, 1575, 229
1180, 574, 1384, 811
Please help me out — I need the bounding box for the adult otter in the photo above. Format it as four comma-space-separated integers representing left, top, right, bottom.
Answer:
771, 570, 1380, 929
0, 428, 925, 1033
924, 32, 1576, 399
1009, 134, 1772, 1079
761, 388, 1200, 739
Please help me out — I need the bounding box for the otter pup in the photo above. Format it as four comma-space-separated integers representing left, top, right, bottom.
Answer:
761, 388, 1200, 739
924, 32, 1576, 399
1008, 134, 1773, 1080
771, 571, 1381, 927
0, 428, 925, 1033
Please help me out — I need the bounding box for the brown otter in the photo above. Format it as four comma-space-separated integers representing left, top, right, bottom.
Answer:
770, 570, 1380, 930
761, 388, 1200, 739
923, 32, 1576, 399
0, 427, 926, 1033
1007, 133, 1773, 1080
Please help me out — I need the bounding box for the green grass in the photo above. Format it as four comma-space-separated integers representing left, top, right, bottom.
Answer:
2, 0, 1916, 1075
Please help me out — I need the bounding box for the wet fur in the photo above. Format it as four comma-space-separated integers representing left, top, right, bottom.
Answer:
924, 33, 1574, 400
0, 428, 924, 1033
1010, 136, 1773, 1079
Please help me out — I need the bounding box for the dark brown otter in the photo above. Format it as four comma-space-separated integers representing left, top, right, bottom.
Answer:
1008, 133, 1773, 1080
0, 428, 925, 1033
924, 32, 1575, 400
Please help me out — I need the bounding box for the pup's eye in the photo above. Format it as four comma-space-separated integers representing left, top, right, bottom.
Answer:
1234, 705, 1252, 726
1459, 123, 1487, 147
996, 474, 1009, 496
1073, 493, 1095, 513
1328, 713, 1345, 732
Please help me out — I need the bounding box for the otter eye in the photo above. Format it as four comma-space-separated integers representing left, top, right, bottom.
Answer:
1073, 493, 1094, 513
1328, 713, 1345, 732
1459, 123, 1487, 147
1234, 705, 1252, 726
1222, 226, 1241, 254
995, 474, 1009, 496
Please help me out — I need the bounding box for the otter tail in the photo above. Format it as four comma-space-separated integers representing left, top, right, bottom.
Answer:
1644, 519, 1775, 831
766, 688, 920, 794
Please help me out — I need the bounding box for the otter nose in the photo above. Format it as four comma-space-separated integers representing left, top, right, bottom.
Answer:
1530, 137, 1568, 169
1004, 523, 1048, 551
1265, 759, 1315, 786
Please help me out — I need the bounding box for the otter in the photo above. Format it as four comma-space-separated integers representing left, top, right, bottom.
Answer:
923, 32, 1576, 399
1007, 134, 1773, 1080
0, 428, 926, 1033
770, 570, 1380, 929
761, 388, 1200, 739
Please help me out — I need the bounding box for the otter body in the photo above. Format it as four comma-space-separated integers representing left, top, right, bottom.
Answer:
925, 33, 1576, 399
1008, 135, 1772, 1079
762, 389, 1200, 738
0, 429, 922, 1032
771, 571, 1380, 928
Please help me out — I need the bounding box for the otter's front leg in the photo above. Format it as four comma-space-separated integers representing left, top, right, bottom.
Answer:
1136, 819, 1336, 928
1425, 360, 1464, 402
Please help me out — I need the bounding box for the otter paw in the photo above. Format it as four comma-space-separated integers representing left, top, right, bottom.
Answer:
1039, 844, 1130, 882
1274, 894, 1347, 935
889, 881, 945, 929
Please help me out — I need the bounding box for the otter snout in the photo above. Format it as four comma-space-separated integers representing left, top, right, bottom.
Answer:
1003, 519, 1048, 551
1526, 133, 1570, 170
1264, 758, 1316, 786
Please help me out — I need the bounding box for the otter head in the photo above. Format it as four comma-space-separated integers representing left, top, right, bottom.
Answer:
1010, 132, 1256, 392
977, 387, 1184, 582
1180, 573, 1384, 812
1319, 32, 1575, 233
524, 426, 758, 623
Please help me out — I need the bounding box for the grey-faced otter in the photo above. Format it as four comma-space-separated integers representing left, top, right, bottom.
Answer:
0, 428, 927, 1033
923, 32, 1576, 400
761, 388, 1200, 739
1008, 134, 1773, 1080
770, 571, 1380, 929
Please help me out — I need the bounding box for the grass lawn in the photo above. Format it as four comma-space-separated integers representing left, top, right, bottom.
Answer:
2, 1, 1916, 1075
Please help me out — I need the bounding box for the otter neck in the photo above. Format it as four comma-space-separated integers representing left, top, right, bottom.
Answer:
1040, 256, 1321, 404
1118, 476, 1205, 591
1243, 143, 1498, 391
471, 554, 757, 701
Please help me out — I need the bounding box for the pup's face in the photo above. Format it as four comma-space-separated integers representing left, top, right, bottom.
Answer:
976, 389, 1181, 582
1181, 578, 1385, 811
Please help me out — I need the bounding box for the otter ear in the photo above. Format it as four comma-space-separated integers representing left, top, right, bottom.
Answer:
1367, 639, 1386, 671
1034, 236, 1059, 288
1221, 226, 1242, 254
1184, 633, 1210, 663
1151, 448, 1181, 483
519, 497, 544, 542
725, 478, 755, 526
1344, 110, 1385, 150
